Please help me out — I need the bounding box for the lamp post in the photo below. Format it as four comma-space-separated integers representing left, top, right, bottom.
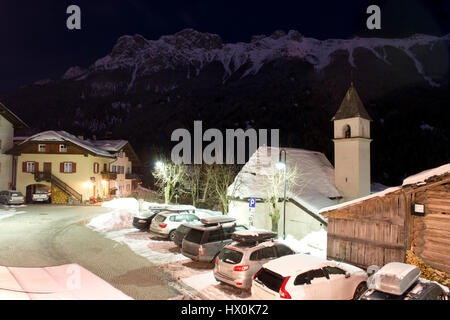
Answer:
276, 149, 287, 240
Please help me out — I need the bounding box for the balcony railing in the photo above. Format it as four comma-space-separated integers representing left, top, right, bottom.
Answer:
101, 171, 117, 180
125, 173, 139, 180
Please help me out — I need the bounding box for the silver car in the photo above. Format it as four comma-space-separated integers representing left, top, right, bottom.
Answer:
182, 216, 249, 263
149, 211, 200, 241
0, 190, 25, 205
214, 232, 295, 290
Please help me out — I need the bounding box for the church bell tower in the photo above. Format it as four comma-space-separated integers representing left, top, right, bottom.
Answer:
332, 83, 372, 200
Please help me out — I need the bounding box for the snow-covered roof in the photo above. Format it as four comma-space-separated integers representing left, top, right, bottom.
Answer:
318, 187, 402, 215
89, 140, 128, 152
19, 130, 114, 158
402, 163, 450, 187
228, 146, 341, 217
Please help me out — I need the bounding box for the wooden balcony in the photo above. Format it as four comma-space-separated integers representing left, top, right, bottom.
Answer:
101, 171, 117, 180
125, 173, 139, 180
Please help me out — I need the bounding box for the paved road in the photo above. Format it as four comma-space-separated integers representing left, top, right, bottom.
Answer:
0, 205, 179, 300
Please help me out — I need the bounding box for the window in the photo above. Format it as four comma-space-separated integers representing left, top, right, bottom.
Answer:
59, 144, 67, 152
126, 184, 130, 191
26, 162, 36, 173
275, 245, 294, 257
344, 125, 351, 138
38, 144, 46, 152
323, 266, 346, 276
64, 162, 73, 173
294, 269, 328, 286
112, 165, 117, 173
250, 247, 276, 261
206, 230, 222, 242
118, 151, 123, 158
93, 162, 100, 174
219, 248, 243, 264
127, 167, 131, 174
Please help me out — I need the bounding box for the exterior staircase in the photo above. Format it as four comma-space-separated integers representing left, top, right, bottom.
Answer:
34, 172, 83, 204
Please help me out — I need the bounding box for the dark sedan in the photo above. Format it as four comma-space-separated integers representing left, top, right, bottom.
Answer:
132, 210, 160, 230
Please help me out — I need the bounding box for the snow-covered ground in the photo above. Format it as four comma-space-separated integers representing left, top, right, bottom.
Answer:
0, 206, 27, 221
87, 198, 327, 299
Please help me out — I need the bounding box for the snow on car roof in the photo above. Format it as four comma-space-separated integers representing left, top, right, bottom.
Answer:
263, 253, 333, 277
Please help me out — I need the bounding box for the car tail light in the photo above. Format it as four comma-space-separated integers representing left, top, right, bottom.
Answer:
233, 265, 250, 272
279, 276, 291, 299
9, 197, 12, 201
252, 267, 263, 280
159, 223, 167, 228
215, 257, 219, 265
198, 245, 205, 256
236, 282, 243, 286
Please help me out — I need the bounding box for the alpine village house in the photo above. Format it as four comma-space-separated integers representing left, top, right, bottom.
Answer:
7, 130, 140, 204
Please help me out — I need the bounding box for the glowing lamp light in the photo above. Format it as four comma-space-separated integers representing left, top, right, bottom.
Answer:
155, 161, 164, 169
276, 162, 286, 170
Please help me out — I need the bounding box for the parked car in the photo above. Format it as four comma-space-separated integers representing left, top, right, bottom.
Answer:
32, 191, 50, 203
181, 216, 248, 263
173, 221, 204, 247
360, 262, 448, 300
132, 210, 161, 230
214, 230, 295, 290
251, 253, 368, 300
0, 190, 25, 205
149, 211, 200, 240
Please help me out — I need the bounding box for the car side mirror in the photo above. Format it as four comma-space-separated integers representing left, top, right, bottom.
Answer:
345, 272, 351, 278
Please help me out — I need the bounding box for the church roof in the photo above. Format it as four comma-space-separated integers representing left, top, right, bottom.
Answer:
228, 146, 342, 218
332, 84, 372, 121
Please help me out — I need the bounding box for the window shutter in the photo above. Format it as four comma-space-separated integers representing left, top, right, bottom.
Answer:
60, 162, 64, 173
103, 163, 107, 172
35, 162, 39, 172
72, 162, 77, 173
22, 162, 27, 172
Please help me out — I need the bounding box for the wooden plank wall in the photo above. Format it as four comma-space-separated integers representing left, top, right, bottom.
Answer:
411, 182, 450, 273
327, 190, 407, 269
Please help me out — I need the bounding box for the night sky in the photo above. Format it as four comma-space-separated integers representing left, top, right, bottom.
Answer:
1, 0, 449, 91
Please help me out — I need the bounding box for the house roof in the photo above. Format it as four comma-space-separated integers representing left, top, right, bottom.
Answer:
89, 140, 128, 152
0, 102, 28, 129
15, 130, 114, 158
402, 163, 450, 187
228, 146, 342, 219
332, 83, 372, 121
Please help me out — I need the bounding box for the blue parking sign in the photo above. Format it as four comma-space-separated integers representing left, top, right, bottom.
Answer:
249, 198, 256, 208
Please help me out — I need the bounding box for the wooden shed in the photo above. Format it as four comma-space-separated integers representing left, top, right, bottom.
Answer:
320, 164, 450, 273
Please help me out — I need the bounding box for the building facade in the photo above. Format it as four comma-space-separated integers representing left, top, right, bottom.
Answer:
0, 102, 29, 191
8, 131, 140, 203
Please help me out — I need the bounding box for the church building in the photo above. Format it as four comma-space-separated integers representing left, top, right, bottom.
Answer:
227, 83, 374, 239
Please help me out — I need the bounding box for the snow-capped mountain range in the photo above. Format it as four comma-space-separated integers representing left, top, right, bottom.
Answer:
62, 29, 449, 92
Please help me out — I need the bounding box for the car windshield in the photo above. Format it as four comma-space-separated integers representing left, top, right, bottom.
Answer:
219, 248, 243, 264
185, 229, 204, 244
254, 268, 286, 293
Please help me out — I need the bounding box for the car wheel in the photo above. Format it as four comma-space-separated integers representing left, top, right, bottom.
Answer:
169, 230, 176, 241
353, 282, 368, 300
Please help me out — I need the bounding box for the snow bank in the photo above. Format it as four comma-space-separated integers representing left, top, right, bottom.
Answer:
0, 207, 27, 221
87, 209, 133, 231
102, 198, 140, 214
278, 229, 327, 259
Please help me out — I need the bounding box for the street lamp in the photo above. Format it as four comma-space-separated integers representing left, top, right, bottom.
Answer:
277, 149, 287, 240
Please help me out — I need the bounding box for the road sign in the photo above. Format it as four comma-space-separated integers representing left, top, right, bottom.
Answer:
249, 198, 256, 208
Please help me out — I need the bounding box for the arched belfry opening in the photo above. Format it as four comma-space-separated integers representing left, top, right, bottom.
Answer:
344, 125, 351, 138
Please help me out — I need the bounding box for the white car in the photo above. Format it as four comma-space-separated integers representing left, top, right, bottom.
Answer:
251, 254, 368, 300
149, 211, 200, 241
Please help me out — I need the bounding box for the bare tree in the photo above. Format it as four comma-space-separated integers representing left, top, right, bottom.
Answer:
184, 164, 202, 207
207, 164, 242, 214
152, 159, 186, 204
265, 166, 298, 233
